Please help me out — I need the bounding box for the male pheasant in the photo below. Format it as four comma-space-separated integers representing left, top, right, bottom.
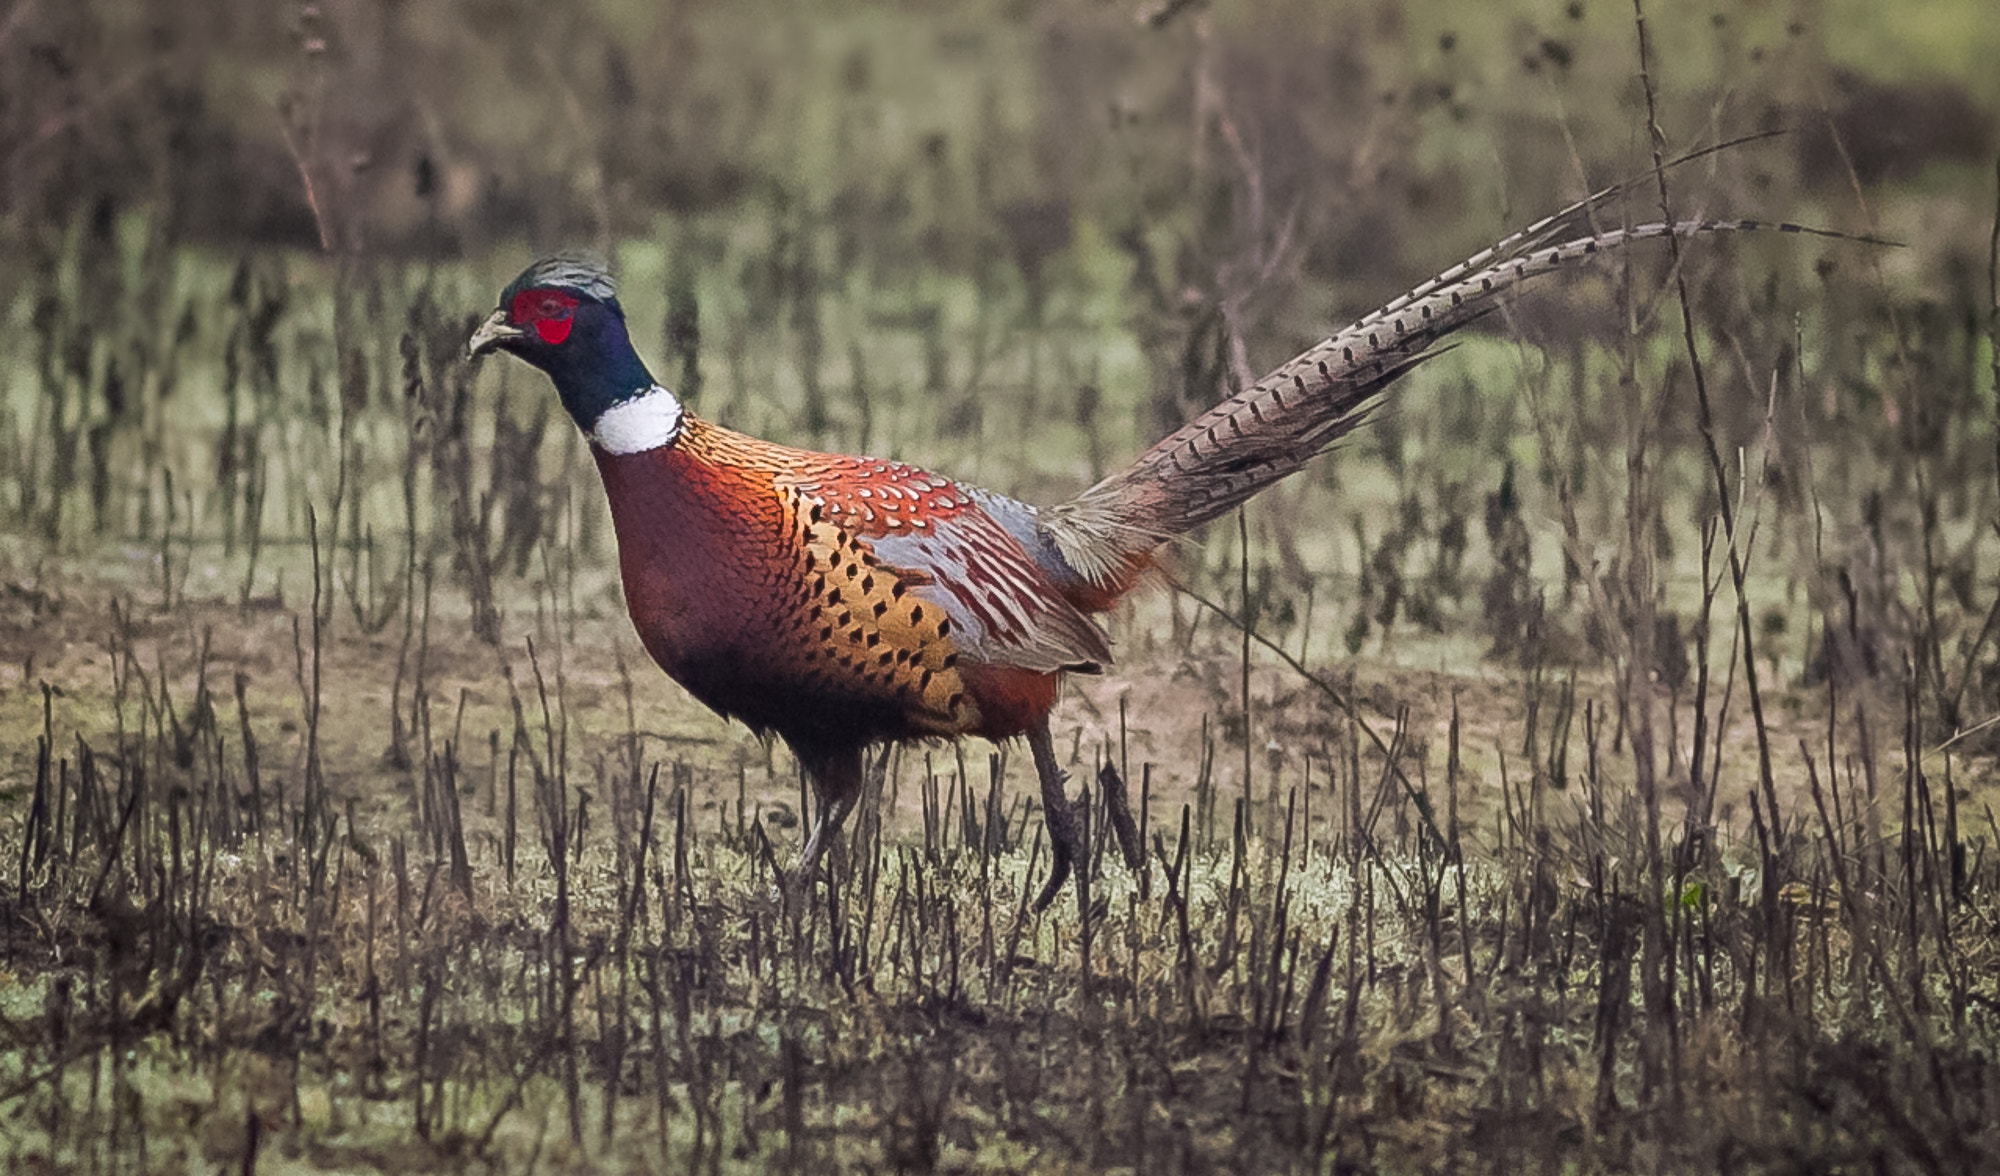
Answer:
469, 180, 1850, 910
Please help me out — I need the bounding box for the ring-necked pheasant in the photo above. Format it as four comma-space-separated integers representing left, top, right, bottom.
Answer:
469, 177, 1855, 910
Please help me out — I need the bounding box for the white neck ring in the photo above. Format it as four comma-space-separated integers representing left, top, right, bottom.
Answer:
590, 385, 685, 454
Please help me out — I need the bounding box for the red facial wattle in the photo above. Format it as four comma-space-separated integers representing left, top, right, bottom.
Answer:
509, 288, 580, 345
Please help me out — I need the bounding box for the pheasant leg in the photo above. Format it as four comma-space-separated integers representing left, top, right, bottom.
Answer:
787, 743, 864, 902
793, 793, 856, 891
1028, 721, 1086, 912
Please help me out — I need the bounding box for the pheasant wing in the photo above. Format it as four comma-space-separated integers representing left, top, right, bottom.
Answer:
778, 460, 1111, 676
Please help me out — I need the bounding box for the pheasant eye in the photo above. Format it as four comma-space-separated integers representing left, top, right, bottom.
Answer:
509, 287, 580, 345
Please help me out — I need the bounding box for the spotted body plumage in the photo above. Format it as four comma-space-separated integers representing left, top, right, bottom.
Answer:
588, 415, 1095, 759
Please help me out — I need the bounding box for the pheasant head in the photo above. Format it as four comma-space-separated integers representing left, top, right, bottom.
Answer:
468, 253, 682, 452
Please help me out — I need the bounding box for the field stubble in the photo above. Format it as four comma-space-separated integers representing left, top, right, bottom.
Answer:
3, 0, 2000, 1171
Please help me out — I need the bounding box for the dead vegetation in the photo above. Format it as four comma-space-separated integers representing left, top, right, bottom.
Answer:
1, 1, 1999, 1172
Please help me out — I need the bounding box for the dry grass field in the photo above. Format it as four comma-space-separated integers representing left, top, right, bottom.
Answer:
1, 1, 1998, 1171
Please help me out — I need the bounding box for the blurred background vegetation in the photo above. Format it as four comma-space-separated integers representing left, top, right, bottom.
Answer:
1, 1, 1998, 1171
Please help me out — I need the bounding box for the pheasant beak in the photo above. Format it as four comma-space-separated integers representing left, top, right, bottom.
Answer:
466, 309, 525, 360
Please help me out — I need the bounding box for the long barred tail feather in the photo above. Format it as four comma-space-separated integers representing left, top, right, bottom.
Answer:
1043, 186, 1883, 596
